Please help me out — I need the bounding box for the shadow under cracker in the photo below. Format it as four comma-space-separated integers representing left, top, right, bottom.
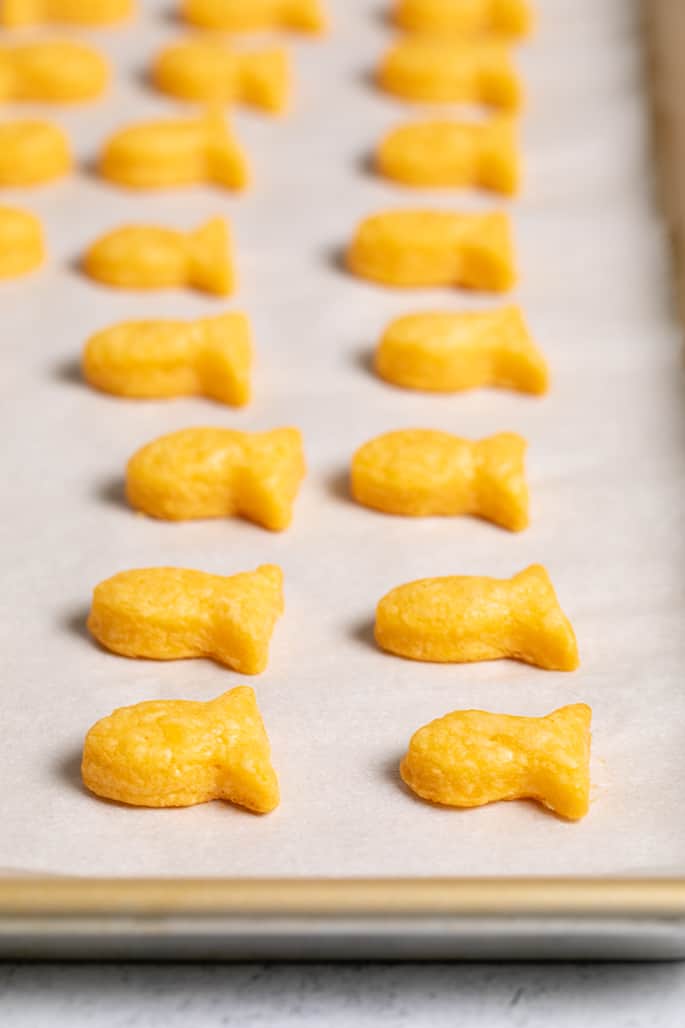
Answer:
356, 67, 379, 93
132, 66, 156, 94
94, 476, 128, 511
80, 155, 101, 179
348, 617, 377, 651
60, 606, 92, 644
67, 255, 85, 277
52, 356, 82, 386
326, 468, 353, 505
353, 347, 376, 377
323, 245, 349, 277
382, 757, 445, 811
55, 750, 86, 796
372, 2, 392, 29
55, 754, 159, 811
381, 755, 404, 789
160, 2, 181, 26
355, 150, 378, 179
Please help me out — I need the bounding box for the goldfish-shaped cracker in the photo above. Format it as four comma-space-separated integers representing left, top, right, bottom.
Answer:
82, 686, 280, 813
378, 37, 521, 109
82, 312, 252, 407
1, 0, 133, 26
126, 427, 305, 531
181, 0, 326, 33
401, 704, 591, 821
351, 429, 528, 531
375, 307, 548, 395
83, 217, 234, 295
0, 40, 108, 102
394, 0, 532, 38
0, 119, 71, 186
153, 39, 290, 112
376, 564, 579, 671
376, 117, 518, 194
100, 112, 248, 190
0, 205, 45, 278
347, 210, 515, 291
88, 565, 284, 675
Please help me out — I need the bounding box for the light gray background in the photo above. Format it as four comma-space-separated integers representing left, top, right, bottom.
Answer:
3, 960, 685, 1026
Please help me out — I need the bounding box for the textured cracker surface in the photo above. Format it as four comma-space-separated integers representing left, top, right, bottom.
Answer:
0, 0, 133, 26
351, 429, 528, 530
347, 210, 516, 290
376, 564, 579, 670
0, 40, 109, 101
401, 703, 591, 820
82, 312, 252, 405
377, 37, 522, 108
181, 0, 326, 33
376, 116, 519, 193
375, 306, 548, 393
83, 217, 235, 295
87, 565, 284, 674
100, 112, 249, 190
82, 685, 280, 813
152, 39, 290, 111
0, 204, 45, 278
126, 426, 306, 529
0, 119, 71, 185
394, 0, 533, 37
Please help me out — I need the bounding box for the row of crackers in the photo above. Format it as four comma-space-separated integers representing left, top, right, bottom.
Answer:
3, 2, 588, 826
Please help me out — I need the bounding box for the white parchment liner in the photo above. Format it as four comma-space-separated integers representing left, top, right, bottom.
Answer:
1, 0, 682, 877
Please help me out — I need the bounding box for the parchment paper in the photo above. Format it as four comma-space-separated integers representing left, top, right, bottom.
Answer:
1, 0, 683, 878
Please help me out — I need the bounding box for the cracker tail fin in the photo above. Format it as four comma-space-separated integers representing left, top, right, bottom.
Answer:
460, 213, 516, 292
211, 565, 284, 674
204, 111, 250, 189
494, 0, 534, 37
489, 306, 549, 394
238, 49, 290, 113
535, 704, 592, 820
478, 48, 523, 111
510, 565, 580, 671
479, 116, 520, 195
474, 432, 529, 531
187, 217, 235, 296
239, 429, 306, 531
209, 687, 281, 814
285, 0, 327, 33
198, 311, 252, 406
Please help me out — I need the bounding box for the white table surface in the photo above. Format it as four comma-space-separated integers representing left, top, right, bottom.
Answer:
1, 961, 685, 1026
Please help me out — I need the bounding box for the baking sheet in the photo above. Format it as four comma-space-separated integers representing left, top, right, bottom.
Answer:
1, 0, 683, 879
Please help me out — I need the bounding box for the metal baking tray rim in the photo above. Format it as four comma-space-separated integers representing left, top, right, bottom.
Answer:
4, 877, 685, 960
